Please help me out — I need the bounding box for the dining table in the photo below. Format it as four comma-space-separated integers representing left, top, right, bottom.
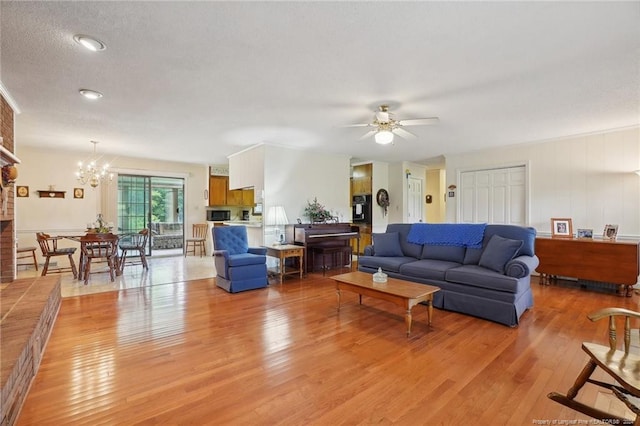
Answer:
60, 232, 122, 281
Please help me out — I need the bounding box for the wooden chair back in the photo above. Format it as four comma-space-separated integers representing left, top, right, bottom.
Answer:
81, 233, 119, 258
192, 224, 207, 240
36, 232, 58, 255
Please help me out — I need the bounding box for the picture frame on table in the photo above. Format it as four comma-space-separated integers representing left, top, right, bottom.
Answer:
551, 218, 573, 238
603, 224, 618, 241
576, 228, 593, 239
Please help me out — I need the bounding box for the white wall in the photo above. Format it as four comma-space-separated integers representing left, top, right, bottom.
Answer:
228, 144, 265, 195
14, 145, 209, 254
445, 127, 640, 239
371, 161, 389, 233
264, 144, 351, 224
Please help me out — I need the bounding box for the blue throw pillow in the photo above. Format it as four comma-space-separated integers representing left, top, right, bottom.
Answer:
373, 232, 404, 257
478, 234, 523, 274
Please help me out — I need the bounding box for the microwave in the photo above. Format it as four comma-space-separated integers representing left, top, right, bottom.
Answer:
207, 210, 231, 221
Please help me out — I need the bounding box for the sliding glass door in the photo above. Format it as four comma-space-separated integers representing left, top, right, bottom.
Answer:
117, 175, 185, 256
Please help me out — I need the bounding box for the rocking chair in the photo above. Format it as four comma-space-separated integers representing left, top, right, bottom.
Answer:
548, 307, 640, 425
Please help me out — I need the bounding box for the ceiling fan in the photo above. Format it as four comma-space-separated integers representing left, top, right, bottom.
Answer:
344, 105, 439, 145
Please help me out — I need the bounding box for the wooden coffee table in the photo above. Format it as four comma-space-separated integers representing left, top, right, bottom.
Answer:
331, 271, 440, 336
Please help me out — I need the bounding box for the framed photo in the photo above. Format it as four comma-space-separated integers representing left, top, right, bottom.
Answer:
603, 224, 618, 241
551, 218, 573, 238
16, 185, 29, 197
576, 228, 593, 239
73, 188, 84, 199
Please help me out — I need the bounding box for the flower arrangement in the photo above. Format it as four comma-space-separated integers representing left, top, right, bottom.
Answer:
304, 197, 333, 223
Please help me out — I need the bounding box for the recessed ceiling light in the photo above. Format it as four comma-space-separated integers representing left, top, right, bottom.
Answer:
79, 89, 103, 100
73, 34, 106, 51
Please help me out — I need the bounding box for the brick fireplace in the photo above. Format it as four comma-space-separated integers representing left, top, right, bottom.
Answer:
1, 93, 17, 283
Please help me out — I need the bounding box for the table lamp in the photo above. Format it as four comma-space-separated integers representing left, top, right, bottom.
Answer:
266, 206, 288, 245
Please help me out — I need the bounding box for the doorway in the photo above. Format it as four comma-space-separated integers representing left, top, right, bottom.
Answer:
407, 176, 424, 223
117, 175, 185, 256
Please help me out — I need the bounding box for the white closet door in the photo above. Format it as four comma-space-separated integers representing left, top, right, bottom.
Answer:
459, 166, 527, 225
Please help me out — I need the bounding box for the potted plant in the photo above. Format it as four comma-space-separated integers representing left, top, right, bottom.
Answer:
304, 197, 332, 223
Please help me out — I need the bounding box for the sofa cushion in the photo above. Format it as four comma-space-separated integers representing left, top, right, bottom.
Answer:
386, 224, 423, 258
478, 235, 523, 274
445, 265, 523, 293
400, 259, 462, 282
358, 255, 417, 273
421, 244, 466, 263
463, 224, 537, 265
373, 232, 404, 257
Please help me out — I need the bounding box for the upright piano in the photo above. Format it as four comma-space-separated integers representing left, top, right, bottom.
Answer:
293, 223, 360, 273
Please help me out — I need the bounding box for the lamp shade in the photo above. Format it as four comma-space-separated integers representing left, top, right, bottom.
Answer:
266, 206, 289, 226
374, 130, 394, 145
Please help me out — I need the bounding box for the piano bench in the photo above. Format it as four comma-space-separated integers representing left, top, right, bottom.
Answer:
313, 246, 352, 276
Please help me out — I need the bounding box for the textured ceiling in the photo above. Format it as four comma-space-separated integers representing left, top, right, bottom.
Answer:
1, 1, 639, 166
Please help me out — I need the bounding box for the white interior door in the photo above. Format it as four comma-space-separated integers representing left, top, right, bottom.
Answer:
459, 166, 526, 225
407, 176, 423, 223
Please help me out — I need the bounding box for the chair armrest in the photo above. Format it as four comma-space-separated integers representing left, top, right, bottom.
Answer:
248, 247, 267, 255
505, 255, 539, 278
588, 308, 640, 323
213, 250, 229, 259
363, 245, 374, 256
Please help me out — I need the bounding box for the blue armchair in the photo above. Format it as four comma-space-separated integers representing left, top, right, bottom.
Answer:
212, 226, 268, 293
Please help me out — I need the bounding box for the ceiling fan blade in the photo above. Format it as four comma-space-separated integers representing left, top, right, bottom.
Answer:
340, 123, 372, 128
393, 127, 416, 140
397, 117, 439, 126
359, 130, 377, 140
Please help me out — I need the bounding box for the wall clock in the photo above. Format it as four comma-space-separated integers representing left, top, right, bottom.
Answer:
16, 185, 29, 197
376, 188, 389, 216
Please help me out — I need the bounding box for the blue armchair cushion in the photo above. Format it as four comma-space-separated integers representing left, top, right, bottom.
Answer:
226, 252, 266, 267
213, 226, 248, 255
372, 232, 404, 257
478, 234, 523, 274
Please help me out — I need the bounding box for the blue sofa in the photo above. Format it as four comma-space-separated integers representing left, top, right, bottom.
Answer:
358, 223, 539, 326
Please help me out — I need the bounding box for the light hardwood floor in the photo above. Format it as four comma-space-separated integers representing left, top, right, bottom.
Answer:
14, 261, 640, 425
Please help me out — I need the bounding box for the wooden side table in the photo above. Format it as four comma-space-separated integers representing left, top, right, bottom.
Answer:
265, 244, 304, 284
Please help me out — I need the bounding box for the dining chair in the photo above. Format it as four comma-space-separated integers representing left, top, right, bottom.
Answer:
118, 229, 149, 273
185, 223, 208, 257
80, 233, 119, 284
36, 232, 78, 278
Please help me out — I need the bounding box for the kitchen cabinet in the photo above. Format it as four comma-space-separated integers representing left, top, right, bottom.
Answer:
351, 224, 371, 255
209, 176, 255, 207
226, 188, 243, 206
351, 163, 372, 196
242, 189, 255, 206
209, 176, 228, 205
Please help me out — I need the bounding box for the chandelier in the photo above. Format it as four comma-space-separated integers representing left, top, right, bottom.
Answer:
75, 141, 113, 188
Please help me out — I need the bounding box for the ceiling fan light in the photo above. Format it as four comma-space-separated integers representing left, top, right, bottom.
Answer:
374, 130, 394, 145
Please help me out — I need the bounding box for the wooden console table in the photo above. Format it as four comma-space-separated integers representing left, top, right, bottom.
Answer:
535, 237, 640, 296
